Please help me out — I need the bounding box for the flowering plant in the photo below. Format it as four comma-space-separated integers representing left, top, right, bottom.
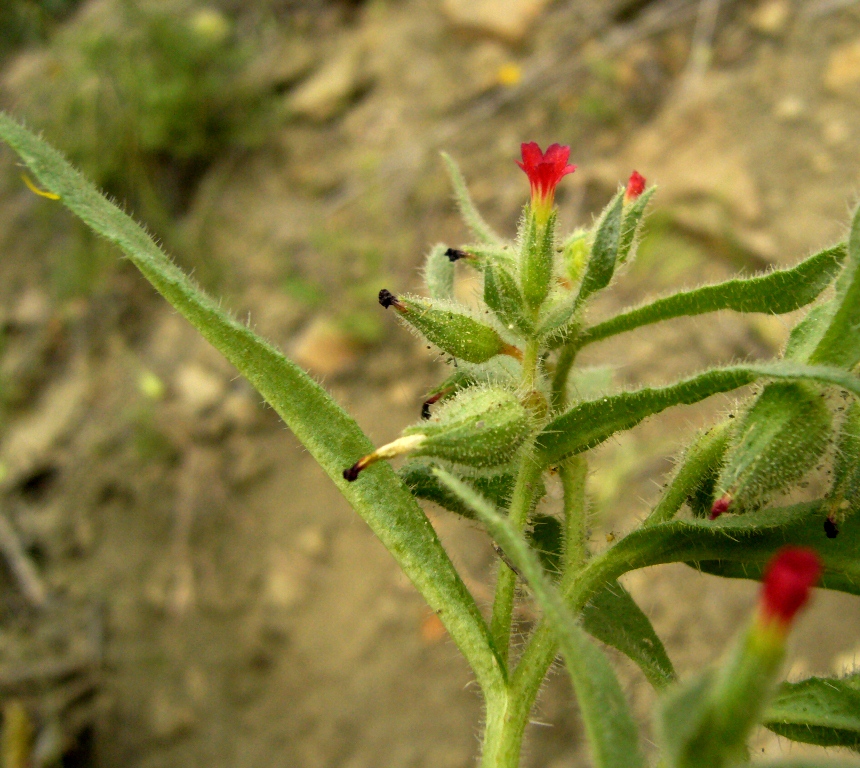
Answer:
2, 119, 860, 768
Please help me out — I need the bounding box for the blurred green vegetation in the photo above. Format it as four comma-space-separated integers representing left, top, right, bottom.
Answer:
7, 0, 280, 296
0, 0, 83, 60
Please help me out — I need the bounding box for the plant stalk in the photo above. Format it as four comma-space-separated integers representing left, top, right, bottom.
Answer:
489, 452, 542, 665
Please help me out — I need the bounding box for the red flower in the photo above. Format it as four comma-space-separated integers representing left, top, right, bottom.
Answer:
517, 142, 576, 218
625, 170, 646, 201
760, 547, 821, 627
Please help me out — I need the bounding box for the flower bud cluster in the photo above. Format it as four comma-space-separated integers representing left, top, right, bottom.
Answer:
343, 144, 654, 488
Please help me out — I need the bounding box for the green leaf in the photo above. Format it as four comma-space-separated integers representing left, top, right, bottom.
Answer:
441, 151, 504, 246
434, 469, 646, 768
399, 461, 515, 519
580, 243, 846, 348
617, 186, 655, 264
577, 191, 624, 303
0, 113, 505, 695
581, 580, 676, 689
811, 204, 860, 368
570, 502, 860, 607
765, 675, 860, 750
645, 422, 731, 525
423, 243, 455, 300
536, 362, 860, 467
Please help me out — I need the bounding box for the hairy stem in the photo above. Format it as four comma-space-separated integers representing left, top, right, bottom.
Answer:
551, 341, 581, 409
560, 456, 589, 583
489, 453, 542, 664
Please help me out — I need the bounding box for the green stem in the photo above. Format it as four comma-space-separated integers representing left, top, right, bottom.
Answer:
521, 340, 540, 389
503, 539, 643, 754
489, 453, 542, 665
560, 456, 588, 583
551, 341, 581, 410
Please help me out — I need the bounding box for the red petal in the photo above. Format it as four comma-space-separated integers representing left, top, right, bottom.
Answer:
543, 143, 571, 167
519, 142, 543, 169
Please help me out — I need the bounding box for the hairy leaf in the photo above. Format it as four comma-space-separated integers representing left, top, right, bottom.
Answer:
435, 469, 646, 768
537, 362, 860, 466
811, 203, 860, 368
571, 502, 860, 605
441, 151, 504, 246
0, 113, 504, 694
581, 243, 846, 348
582, 580, 676, 689
577, 191, 624, 302
765, 675, 860, 750
423, 242, 455, 300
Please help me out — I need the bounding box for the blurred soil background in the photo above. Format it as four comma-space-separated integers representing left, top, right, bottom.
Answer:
1, 0, 860, 765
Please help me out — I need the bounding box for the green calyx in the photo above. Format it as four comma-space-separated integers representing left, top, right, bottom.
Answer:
520, 207, 557, 311
404, 386, 533, 468
716, 382, 832, 512
379, 290, 519, 364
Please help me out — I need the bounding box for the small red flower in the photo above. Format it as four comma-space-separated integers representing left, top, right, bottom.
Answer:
517, 142, 576, 218
760, 547, 822, 627
625, 170, 646, 201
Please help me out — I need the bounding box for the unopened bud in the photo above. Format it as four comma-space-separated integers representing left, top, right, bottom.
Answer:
715, 383, 832, 513
826, 399, 860, 530
759, 547, 821, 630
625, 170, 646, 202
709, 493, 732, 520
379, 291, 521, 363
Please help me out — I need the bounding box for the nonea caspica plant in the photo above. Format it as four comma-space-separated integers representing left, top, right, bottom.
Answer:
3, 114, 860, 768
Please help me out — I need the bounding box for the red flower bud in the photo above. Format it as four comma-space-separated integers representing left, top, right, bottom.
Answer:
709, 493, 732, 519
625, 170, 646, 201
516, 142, 576, 220
760, 547, 821, 627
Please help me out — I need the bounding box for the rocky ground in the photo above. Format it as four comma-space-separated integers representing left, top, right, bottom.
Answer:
2, 0, 860, 766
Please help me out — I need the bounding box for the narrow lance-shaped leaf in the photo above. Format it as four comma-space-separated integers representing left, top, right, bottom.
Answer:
579, 243, 846, 348
423, 243, 455, 301
434, 469, 647, 768
617, 185, 656, 264
764, 675, 860, 750
577, 191, 624, 303
811, 202, 860, 368
441, 151, 504, 246
537, 361, 860, 467
0, 113, 505, 695
567, 502, 860, 609
581, 580, 676, 689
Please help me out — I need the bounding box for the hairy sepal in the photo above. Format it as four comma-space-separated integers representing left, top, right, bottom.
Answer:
395, 295, 514, 364
716, 382, 832, 512
404, 385, 533, 468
